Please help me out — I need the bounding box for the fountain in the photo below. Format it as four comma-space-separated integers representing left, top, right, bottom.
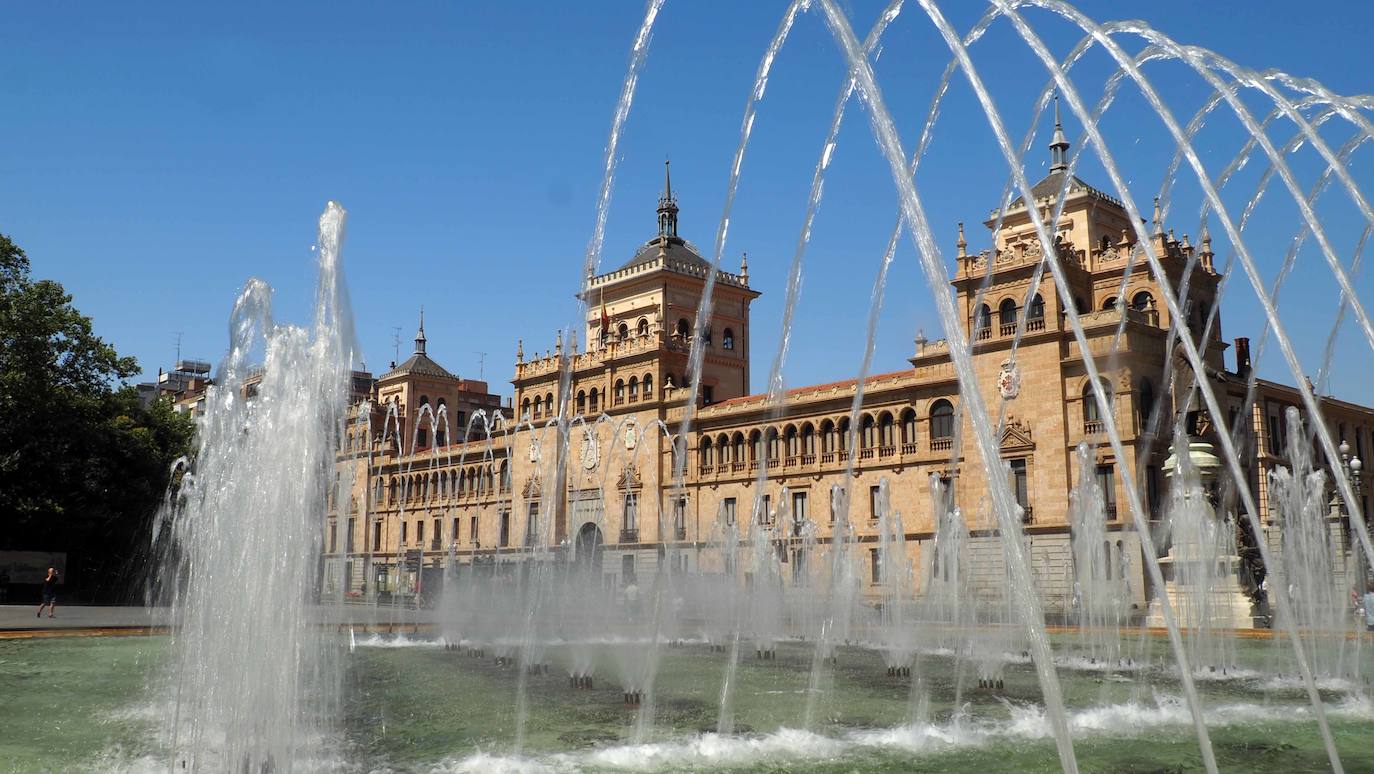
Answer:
10, 3, 1374, 773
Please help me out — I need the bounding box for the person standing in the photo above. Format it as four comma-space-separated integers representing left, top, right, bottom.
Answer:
36, 567, 59, 618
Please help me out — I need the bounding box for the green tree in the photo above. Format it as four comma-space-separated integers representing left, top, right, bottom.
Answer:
0, 233, 194, 601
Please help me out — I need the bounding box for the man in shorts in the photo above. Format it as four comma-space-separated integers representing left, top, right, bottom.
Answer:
37, 567, 59, 618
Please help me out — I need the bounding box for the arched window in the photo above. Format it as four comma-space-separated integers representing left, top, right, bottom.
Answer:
545, 393, 554, 417
500, 460, 511, 492
900, 408, 917, 446
975, 304, 992, 338
861, 415, 876, 450
576, 390, 586, 414
716, 433, 731, 463
1102, 296, 1118, 310
388, 476, 398, 504
837, 417, 851, 451
723, 328, 735, 350
732, 432, 745, 464
642, 374, 653, 398
419, 395, 430, 406
998, 299, 1018, 332
436, 397, 446, 408
521, 397, 532, 420
930, 400, 955, 439
1137, 380, 1155, 430
749, 429, 762, 461
676, 318, 690, 340
1083, 379, 1114, 431
1131, 291, 1154, 312
700, 436, 714, 468
766, 428, 780, 461
784, 425, 799, 458
801, 423, 816, 456
614, 379, 625, 405
878, 412, 895, 449
589, 388, 599, 414
1028, 293, 1045, 321
637, 318, 649, 337
618, 322, 629, 340
820, 419, 836, 453
628, 376, 639, 402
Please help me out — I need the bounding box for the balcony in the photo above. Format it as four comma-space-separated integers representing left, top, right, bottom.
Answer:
800, 454, 815, 465
931, 437, 953, 451
975, 327, 992, 341
860, 448, 874, 460
1026, 316, 1046, 332
698, 464, 714, 475
784, 456, 798, 468
999, 322, 1018, 336
1084, 420, 1105, 435
879, 445, 895, 458
619, 528, 640, 543
731, 462, 745, 473
821, 452, 835, 464
900, 442, 917, 455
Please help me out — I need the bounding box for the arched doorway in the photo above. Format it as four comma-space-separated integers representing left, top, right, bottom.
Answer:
575, 522, 604, 574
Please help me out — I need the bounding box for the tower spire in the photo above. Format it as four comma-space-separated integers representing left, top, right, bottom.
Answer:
415, 306, 427, 354
657, 158, 679, 239
956, 221, 967, 257
1049, 93, 1070, 174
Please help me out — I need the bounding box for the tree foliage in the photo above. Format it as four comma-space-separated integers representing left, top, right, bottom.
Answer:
0, 233, 194, 600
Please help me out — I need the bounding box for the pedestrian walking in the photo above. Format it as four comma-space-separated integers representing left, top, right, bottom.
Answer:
36, 567, 59, 618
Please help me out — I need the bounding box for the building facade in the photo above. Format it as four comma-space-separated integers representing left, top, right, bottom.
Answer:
326, 142, 1373, 616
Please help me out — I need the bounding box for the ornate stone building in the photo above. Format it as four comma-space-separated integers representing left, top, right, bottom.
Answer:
326, 131, 1374, 614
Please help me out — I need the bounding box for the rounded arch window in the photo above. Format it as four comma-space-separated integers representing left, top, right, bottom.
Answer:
723, 328, 735, 350
998, 299, 1017, 327
617, 322, 629, 340
628, 376, 639, 401
419, 395, 430, 406
1083, 379, 1114, 423
1028, 294, 1045, 320
1137, 380, 1156, 428
676, 318, 690, 339
642, 373, 654, 398
930, 400, 955, 439
614, 379, 626, 405
1102, 296, 1118, 310
576, 390, 586, 414
1131, 291, 1154, 312
975, 304, 992, 335
637, 318, 649, 337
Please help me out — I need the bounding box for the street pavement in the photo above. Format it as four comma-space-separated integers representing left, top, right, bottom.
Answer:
0, 603, 435, 632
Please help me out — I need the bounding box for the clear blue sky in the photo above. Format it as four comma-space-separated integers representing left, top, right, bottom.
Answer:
3, 1, 1372, 402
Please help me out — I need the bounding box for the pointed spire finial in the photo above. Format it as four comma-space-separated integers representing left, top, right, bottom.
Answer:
414, 306, 427, 354
516, 338, 524, 364
1048, 92, 1070, 173
555, 329, 563, 355
740, 251, 749, 284
1152, 196, 1164, 237
657, 158, 679, 239
956, 221, 967, 257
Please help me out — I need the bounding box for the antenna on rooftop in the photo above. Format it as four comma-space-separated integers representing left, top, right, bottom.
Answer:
474, 352, 487, 381
391, 327, 402, 365
173, 331, 184, 366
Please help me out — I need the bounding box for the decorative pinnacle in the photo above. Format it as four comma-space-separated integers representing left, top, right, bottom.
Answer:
1048, 93, 1070, 173
1200, 221, 1213, 252
516, 338, 524, 363
1152, 197, 1164, 237
956, 221, 967, 257
555, 329, 563, 354
740, 251, 749, 283
414, 306, 427, 354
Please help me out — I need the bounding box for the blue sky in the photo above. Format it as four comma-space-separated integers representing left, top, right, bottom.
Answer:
3, 1, 1372, 402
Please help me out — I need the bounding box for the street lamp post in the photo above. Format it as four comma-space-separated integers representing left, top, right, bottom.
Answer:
1336, 440, 1366, 590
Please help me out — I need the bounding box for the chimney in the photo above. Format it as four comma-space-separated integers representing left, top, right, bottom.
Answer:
1234, 337, 1251, 377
